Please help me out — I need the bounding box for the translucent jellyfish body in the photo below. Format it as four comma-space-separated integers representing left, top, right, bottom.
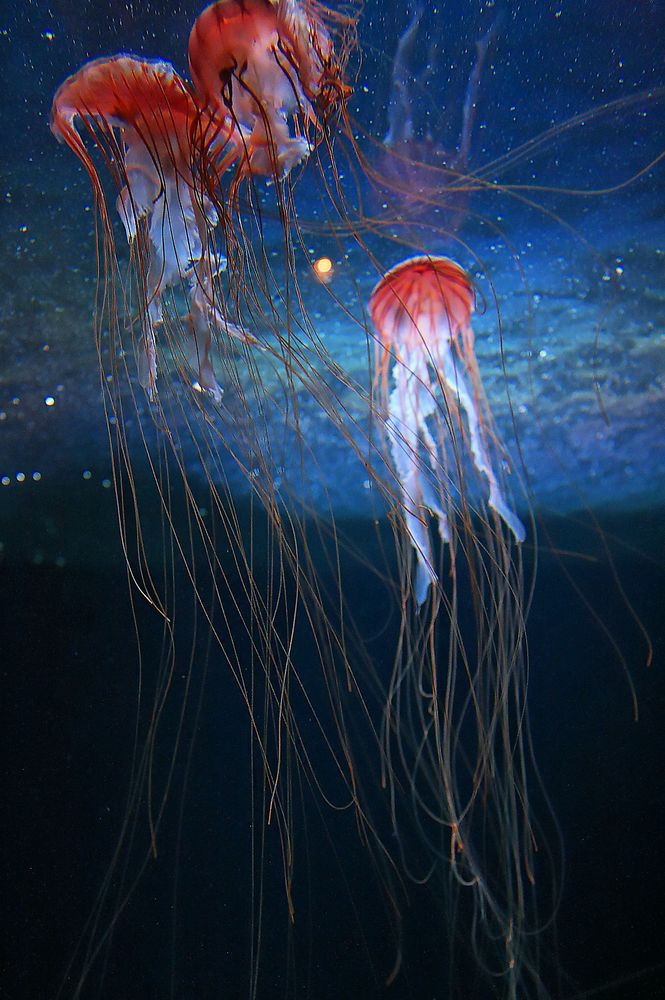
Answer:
370, 254, 525, 604
50, 55, 247, 400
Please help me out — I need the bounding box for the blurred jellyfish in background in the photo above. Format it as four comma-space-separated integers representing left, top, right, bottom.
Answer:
377, 6, 500, 229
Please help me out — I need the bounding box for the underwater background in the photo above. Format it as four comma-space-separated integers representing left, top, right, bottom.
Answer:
1, 1, 665, 997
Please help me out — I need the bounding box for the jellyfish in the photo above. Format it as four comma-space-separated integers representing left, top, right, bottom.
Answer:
50, 54, 252, 402
384, 8, 498, 164
188, 0, 347, 181
373, 9, 501, 230
370, 254, 525, 605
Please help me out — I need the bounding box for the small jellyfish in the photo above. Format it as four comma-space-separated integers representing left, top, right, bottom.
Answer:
369, 254, 525, 603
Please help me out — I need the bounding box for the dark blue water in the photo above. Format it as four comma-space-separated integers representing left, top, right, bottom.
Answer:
1, 2, 664, 998
2, 2, 664, 516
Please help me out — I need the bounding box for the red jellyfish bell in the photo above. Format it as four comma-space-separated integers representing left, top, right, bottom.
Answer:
370, 254, 525, 604
188, 0, 340, 179
50, 56, 196, 208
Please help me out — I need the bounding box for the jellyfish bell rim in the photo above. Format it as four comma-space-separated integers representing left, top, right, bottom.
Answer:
49, 53, 213, 233
50, 54, 197, 142
369, 255, 475, 316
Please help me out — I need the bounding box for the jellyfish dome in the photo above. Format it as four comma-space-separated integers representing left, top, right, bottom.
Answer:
50, 56, 195, 180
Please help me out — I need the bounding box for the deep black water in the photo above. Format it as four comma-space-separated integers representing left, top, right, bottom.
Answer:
2, 502, 665, 999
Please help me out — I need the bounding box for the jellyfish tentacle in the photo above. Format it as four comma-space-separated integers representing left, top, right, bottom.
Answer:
384, 7, 423, 147
439, 345, 525, 543
183, 263, 258, 402
417, 409, 452, 546
386, 361, 442, 605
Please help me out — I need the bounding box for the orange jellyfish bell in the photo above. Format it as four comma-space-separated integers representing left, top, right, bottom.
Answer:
188, 0, 338, 178
370, 255, 475, 362
370, 255, 524, 604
